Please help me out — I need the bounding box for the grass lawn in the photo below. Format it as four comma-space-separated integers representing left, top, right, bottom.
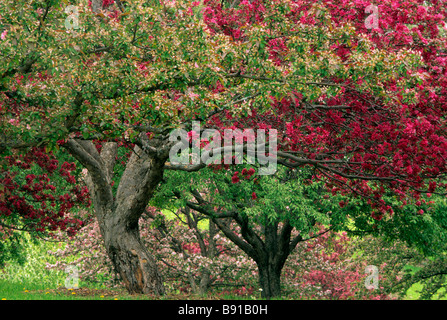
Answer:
0, 279, 129, 300
0, 279, 257, 300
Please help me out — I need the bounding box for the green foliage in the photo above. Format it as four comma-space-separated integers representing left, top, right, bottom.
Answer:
155, 165, 361, 241
0, 234, 66, 288
0, 232, 27, 268
343, 192, 447, 256
336, 191, 447, 300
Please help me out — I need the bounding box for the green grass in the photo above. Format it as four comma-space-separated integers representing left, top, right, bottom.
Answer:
0, 279, 81, 300
0, 276, 439, 300
0, 232, 246, 300
0, 279, 79, 300
0, 279, 130, 300
0, 278, 259, 300
0, 236, 143, 300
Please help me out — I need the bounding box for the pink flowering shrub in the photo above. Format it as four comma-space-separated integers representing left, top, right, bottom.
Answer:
46, 207, 257, 293
282, 229, 389, 299
281, 226, 416, 300
142, 207, 258, 295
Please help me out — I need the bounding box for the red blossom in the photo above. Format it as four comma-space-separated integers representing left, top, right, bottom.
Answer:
0, 147, 90, 237
231, 172, 240, 183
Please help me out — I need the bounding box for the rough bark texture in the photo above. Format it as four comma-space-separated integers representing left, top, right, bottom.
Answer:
102, 218, 164, 294
65, 138, 170, 295
257, 260, 282, 298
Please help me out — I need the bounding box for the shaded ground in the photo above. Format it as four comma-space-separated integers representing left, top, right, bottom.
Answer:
32, 286, 227, 300
37, 287, 125, 298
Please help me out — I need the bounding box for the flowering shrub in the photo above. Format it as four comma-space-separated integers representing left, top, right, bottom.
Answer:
282, 229, 389, 299
46, 207, 258, 294
143, 207, 258, 295
282, 224, 424, 300
0, 147, 90, 237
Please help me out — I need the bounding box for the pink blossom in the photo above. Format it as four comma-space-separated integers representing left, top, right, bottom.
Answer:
8, 118, 19, 126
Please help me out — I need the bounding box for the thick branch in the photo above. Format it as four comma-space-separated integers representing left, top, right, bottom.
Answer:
64, 139, 114, 218
100, 142, 118, 179
114, 144, 167, 228
174, 190, 258, 259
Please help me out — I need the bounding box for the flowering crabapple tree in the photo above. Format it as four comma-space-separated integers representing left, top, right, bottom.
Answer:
200, 0, 447, 218
0, 147, 90, 266
1, 0, 447, 295
176, 0, 447, 298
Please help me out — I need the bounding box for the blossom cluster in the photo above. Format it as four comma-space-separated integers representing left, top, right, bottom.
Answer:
0, 147, 90, 237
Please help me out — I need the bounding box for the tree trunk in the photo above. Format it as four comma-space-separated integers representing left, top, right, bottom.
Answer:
65, 138, 171, 295
198, 269, 211, 295
257, 259, 282, 299
101, 217, 165, 295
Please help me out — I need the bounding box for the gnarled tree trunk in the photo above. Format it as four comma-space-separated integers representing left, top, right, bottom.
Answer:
205, 211, 303, 299
102, 217, 164, 294
65, 137, 170, 295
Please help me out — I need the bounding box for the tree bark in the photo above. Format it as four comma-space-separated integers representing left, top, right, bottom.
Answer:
257, 259, 282, 299
179, 185, 308, 299
101, 215, 164, 294
65, 138, 169, 295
